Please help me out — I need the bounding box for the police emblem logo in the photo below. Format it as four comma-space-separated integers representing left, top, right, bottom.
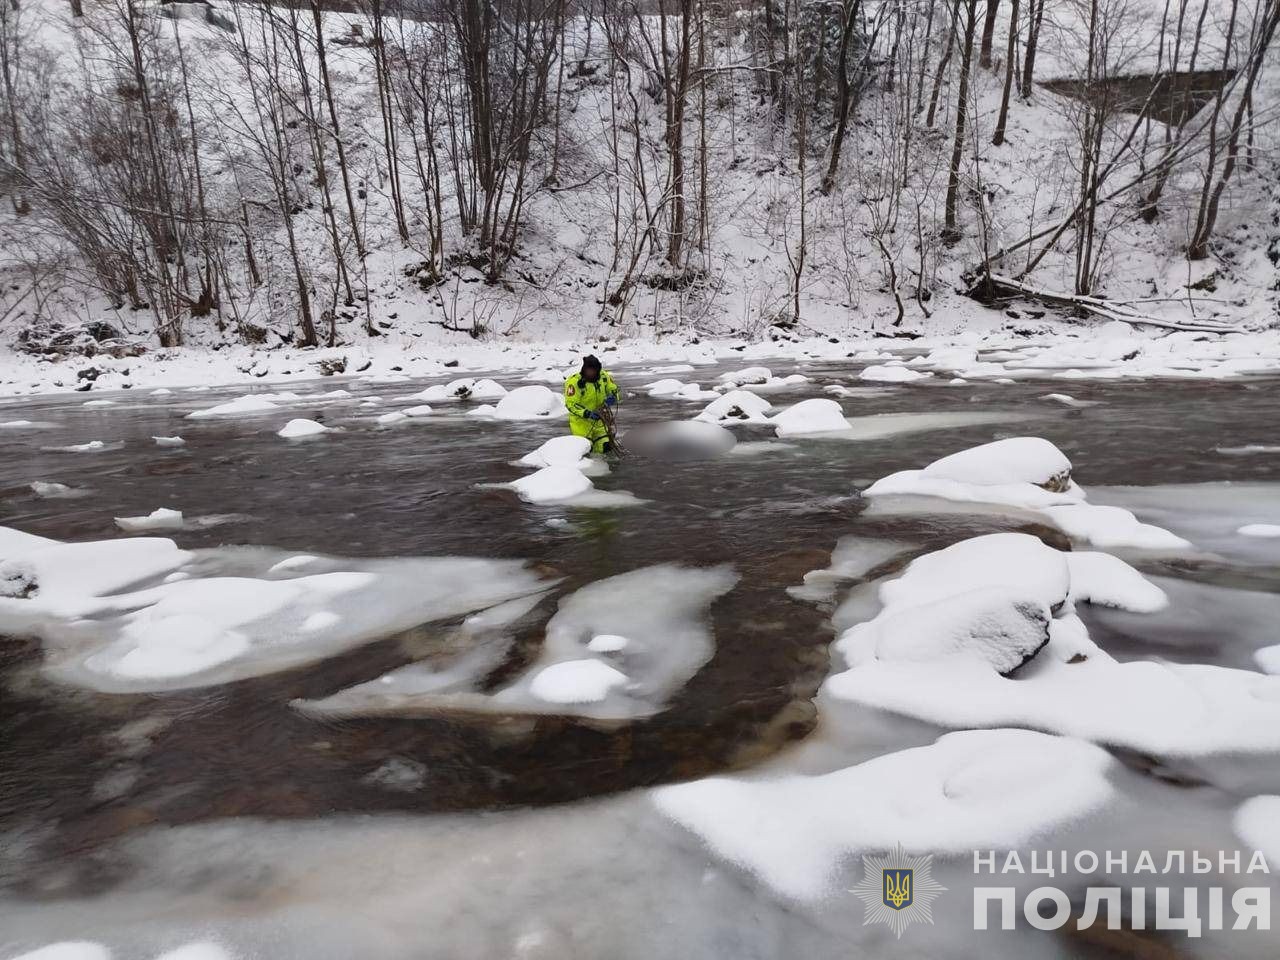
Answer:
852, 844, 945, 938
566, 385, 576, 396
883, 868, 912, 910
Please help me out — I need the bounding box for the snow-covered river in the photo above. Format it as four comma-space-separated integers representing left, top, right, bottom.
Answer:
1, 357, 1279, 959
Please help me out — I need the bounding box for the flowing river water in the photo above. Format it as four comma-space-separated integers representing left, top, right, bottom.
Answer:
1, 357, 1278, 959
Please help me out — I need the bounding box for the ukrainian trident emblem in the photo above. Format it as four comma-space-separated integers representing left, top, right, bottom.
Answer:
852, 844, 946, 938
883, 867, 913, 910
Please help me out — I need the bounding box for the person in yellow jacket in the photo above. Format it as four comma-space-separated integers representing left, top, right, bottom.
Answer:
564, 355, 620, 454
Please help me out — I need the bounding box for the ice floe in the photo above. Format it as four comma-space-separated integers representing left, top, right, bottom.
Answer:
29, 481, 88, 499
1239, 524, 1280, 537
114, 509, 185, 533
185, 395, 281, 419
300, 565, 735, 723
152, 436, 186, 447
0, 526, 551, 693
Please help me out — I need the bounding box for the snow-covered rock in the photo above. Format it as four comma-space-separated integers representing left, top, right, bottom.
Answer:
402, 405, 434, 417
865, 437, 1188, 550
644, 378, 718, 401
376, 412, 409, 426
473, 384, 562, 420
694, 390, 773, 423
114, 508, 185, 533
819, 531, 1280, 759
528, 659, 629, 704
410, 378, 507, 402
508, 465, 594, 503
517, 435, 593, 469
277, 419, 328, 438
717, 365, 772, 385
152, 435, 186, 447
770, 398, 848, 437
919, 437, 1069, 491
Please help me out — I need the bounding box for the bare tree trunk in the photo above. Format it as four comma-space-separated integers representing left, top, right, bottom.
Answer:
926, 0, 960, 127
978, 0, 999, 68
991, 0, 1018, 144
819, 0, 864, 194
1188, 0, 1280, 257
1018, 0, 1043, 97
943, 0, 979, 235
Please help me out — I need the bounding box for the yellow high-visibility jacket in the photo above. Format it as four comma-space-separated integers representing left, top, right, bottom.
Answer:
563, 370, 620, 452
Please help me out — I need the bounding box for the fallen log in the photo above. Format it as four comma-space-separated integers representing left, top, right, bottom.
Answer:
970, 274, 1246, 334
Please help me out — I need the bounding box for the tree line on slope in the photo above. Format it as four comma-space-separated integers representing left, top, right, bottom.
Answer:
0, 0, 1275, 348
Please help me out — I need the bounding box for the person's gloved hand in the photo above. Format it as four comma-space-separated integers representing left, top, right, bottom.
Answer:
605, 395, 617, 408
585, 410, 600, 420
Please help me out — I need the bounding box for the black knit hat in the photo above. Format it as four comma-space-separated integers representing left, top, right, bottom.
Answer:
581, 354, 602, 371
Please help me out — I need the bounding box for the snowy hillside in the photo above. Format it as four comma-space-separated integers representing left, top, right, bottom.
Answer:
0, 0, 1277, 393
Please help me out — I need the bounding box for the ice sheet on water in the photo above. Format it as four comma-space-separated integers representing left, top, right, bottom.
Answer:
1087, 481, 1280, 563
654, 729, 1116, 901
786, 537, 915, 604
0, 525, 551, 693
1082, 574, 1280, 670
298, 565, 735, 722
114, 509, 185, 533
185, 396, 280, 419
